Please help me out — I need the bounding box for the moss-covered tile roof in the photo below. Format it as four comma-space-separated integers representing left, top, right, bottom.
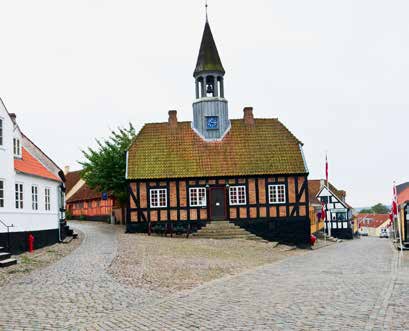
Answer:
127, 119, 307, 180
194, 21, 225, 76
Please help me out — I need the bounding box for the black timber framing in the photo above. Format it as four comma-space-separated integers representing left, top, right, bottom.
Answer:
126, 173, 309, 224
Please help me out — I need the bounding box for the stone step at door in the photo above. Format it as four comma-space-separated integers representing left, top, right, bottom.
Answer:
0, 251, 17, 268
193, 221, 264, 241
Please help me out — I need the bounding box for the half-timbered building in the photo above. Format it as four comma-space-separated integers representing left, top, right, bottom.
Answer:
313, 180, 354, 239
125, 18, 310, 244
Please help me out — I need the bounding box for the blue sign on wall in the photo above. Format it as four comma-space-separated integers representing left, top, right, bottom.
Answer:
102, 192, 108, 201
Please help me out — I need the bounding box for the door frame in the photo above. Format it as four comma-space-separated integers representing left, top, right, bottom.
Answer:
208, 186, 228, 221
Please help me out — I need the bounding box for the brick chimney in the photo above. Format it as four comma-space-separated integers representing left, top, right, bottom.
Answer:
168, 110, 178, 128
243, 107, 255, 126
9, 113, 17, 124
339, 190, 346, 202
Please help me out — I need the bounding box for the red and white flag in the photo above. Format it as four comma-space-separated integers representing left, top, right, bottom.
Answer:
392, 183, 398, 217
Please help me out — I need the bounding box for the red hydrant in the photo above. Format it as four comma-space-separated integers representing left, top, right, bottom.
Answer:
28, 234, 35, 253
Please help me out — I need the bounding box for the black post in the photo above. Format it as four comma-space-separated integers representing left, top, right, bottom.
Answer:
7, 227, 10, 251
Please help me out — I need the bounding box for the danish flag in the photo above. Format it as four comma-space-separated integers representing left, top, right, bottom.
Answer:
392, 183, 398, 216
389, 183, 398, 228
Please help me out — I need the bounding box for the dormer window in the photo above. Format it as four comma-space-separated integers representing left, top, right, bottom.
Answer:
13, 138, 21, 157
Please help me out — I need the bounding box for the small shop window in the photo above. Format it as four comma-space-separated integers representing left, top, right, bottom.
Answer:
189, 187, 207, 207
45, 187, 51, 211
13, 138, 21, 157
229, 186, 246, 205
31, 185, 38, 210
268, 184, 286, 204
150, 188, 167, 208
15, 183, 24, 209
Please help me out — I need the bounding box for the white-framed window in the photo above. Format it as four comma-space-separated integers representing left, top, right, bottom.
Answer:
45, 187, 51, 211
0, 179, 4, 208
189, 187, 207, 207
31, 185, 38, 210
150, 188, 167, 208
229, 186, 246, 205
333, 222, 338, 229
13, 138, 21, 157
15, 183, 24, 209
0, 118, 3, 146
343, 222, 348, 229
268, 184, 286, 204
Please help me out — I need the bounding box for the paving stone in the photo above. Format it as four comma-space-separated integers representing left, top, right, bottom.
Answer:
0, 223, 408, 330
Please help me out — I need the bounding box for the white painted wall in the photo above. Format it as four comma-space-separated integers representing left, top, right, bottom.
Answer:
0, 100, 61, 233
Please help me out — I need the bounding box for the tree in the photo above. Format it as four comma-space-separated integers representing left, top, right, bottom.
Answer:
80, 124, 136, 213
359, 203, 389, 214
371, 203, 389, 214
359, 208, 373, 214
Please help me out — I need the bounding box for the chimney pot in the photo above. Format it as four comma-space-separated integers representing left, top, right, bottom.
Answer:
243, 107, 255, 126
168, 110, 178, 128
64, 165, 70, 175
9, 113, 17, 123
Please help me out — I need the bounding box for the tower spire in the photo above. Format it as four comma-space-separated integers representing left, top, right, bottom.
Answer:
205, 0, 208, 22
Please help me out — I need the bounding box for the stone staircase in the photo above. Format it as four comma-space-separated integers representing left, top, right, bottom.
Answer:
0, 246, 17, 268
193, 221, 264, 241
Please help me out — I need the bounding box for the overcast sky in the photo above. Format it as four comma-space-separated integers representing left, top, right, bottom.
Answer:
1, 0, 408, 207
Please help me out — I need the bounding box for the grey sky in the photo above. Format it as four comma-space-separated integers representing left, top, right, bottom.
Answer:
1, 0, 408, 207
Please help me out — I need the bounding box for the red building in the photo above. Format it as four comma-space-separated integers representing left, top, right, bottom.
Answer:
65, 169, 116, 221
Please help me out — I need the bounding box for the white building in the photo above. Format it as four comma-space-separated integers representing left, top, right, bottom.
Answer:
316, 182, 354, 239
0, 98, 65, 253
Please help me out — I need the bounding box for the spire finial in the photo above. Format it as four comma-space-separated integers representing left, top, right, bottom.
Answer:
205, 0, 208, 22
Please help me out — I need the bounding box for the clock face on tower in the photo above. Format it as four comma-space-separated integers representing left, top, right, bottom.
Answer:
206, 116, 219, 130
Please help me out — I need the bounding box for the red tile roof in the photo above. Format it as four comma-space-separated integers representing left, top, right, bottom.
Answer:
14, 148, 61, 182
356, 214, 390, 228
65, 170, 82, 193
398, 186, 409, 205
67, 183, 112, 203
308, 179, 350, 207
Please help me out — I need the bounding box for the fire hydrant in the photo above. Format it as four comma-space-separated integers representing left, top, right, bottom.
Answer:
28, 234, 35, 253
310, 234, 317, 246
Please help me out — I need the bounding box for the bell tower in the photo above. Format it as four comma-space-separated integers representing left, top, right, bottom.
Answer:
192, 16, 230, 141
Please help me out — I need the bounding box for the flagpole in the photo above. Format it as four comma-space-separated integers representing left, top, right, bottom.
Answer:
325, 153, 331, 238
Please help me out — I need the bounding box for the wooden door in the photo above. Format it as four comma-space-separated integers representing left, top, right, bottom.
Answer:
209, 187, 227, 221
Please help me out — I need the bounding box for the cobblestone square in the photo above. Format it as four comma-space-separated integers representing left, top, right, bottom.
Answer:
0, 221, 408, 330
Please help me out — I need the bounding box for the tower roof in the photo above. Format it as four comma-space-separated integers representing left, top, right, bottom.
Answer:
194, 21, 225, 76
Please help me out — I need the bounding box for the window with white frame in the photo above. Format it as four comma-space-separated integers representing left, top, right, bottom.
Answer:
268, 184, 286, 204
15, 183, 23, 209
13, 138, 21, 157
32, 185, 38, 210
150, 188, 167, 208
0, 180, 4, 208
189, 187, 207, 207
45, 188, 51, 211
0, 118, 3, 146
229, 186, 246, 205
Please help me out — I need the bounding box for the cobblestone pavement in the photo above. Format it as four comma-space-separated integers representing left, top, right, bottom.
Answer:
0, 222, 408, 330
0, 222, 162, 330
